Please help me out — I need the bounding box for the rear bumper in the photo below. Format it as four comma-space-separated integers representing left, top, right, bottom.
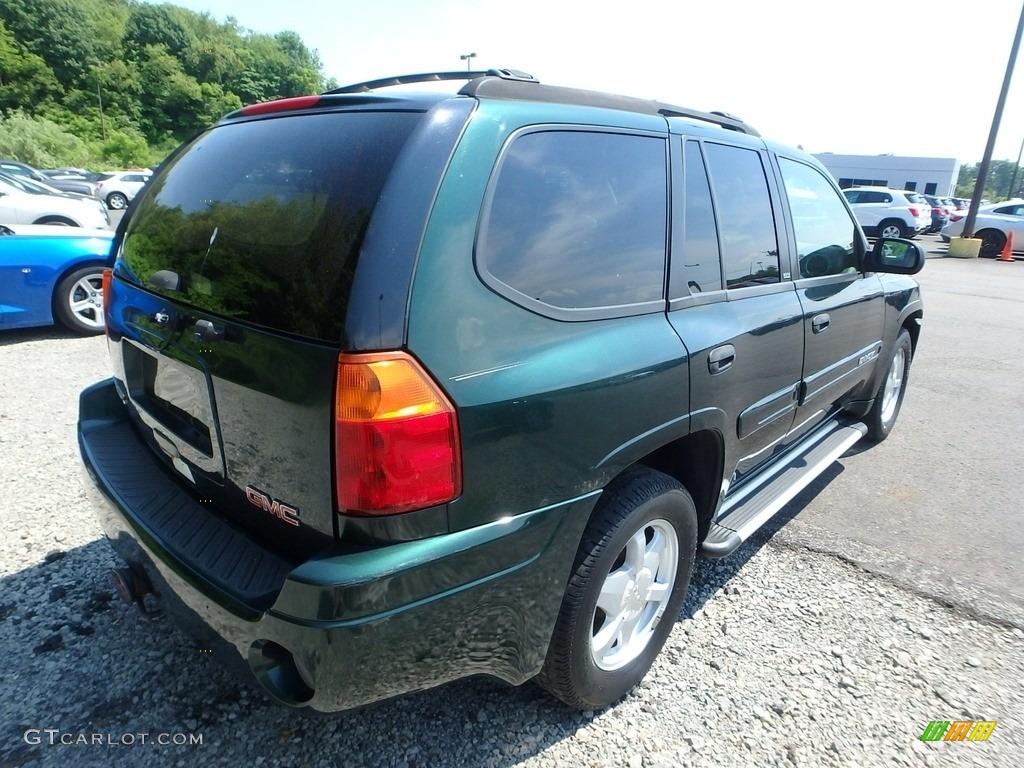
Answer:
79, 378, 594, 712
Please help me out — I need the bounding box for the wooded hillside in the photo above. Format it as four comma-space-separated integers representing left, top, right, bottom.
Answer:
0, 0, 334, 168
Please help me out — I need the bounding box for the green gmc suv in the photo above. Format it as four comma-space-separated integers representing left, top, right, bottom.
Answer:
78, 69, 924, 713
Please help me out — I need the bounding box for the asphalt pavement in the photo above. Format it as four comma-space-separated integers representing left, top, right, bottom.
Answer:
107, 208, 125, 231
758, 233, 1024, 628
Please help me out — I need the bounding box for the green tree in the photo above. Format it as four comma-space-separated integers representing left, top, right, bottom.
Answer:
0, 0, 333, 163
136, 44, 204, 141
0, 0, 101, 87
0, 21, 62, 112
272, 31, 326, 96
179, 12, 247, 87
238, 31, 325, 104
0, 110, 89, 167
124, 3, 195, 60
956, 160, 1024, 201
100, 129, 150, 167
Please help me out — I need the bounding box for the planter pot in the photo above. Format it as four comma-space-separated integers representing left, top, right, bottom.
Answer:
948, 237, 981, 259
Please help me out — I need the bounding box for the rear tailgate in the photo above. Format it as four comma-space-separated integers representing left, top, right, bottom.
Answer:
105, 293, 340, 557
104, 106, 425, 558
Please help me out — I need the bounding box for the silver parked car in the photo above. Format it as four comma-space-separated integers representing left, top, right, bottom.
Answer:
0, 174, 110, 229
0, 159, 98, 198
940, 199, 1024, 256
94, 170, 152, 210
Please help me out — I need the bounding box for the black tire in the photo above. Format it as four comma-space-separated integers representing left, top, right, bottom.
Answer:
536, 466, 697, 710
53, 266, 106, 335
106, 192, 128, 210
877, 220, 907, 239
865, 328, 912, 442
977, 229, 1005, 258
33, 216, 75, 226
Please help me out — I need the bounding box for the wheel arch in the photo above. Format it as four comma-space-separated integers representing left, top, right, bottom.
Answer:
32, 215, 78, 226
877, 217, 908, 237
976, 227, 1006, 255
902, 309, 923, 353
632, 429, 723, 543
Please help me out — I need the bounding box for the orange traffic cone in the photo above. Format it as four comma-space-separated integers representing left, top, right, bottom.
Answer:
999, 230, 1015, 262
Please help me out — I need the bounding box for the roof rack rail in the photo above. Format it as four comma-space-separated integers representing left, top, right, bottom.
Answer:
657, 107, 758, 136
326, 69, 757, 136
460, 78, 758, 136
326, 69, 537, 94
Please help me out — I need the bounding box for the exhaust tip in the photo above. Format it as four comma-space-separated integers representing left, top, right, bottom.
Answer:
109, 567, 154, 609
248, 640, 315, 706
110, 567, 138, 603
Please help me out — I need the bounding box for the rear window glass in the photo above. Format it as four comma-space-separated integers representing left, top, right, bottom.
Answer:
119, 111, 420, 340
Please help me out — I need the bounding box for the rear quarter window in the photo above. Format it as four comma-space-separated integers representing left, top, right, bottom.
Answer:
478, 129, 668, 317
119, 110, 420, 340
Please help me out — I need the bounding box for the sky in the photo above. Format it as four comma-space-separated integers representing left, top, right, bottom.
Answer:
157, 0, 1024, 164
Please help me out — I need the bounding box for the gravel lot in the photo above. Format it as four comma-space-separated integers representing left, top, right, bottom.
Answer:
1, 328, 1022, 768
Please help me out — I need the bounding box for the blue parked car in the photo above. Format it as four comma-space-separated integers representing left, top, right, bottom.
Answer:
0, 224, 114, 334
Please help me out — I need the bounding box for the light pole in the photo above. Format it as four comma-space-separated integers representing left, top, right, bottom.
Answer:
91, 62, 107, 141
459, 52, 476, 71
1006, 134, 1024, 199
96, 79, 106, 141
963, 0, 1024, 236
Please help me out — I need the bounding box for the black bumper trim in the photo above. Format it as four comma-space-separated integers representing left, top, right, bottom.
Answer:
81, 416, 291, 610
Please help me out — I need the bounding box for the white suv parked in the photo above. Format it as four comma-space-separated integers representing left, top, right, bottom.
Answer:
842, 186, 930, 239
95, 170, 152, 210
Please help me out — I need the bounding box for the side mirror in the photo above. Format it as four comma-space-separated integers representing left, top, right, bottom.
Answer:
865, 237, 924, 275
150, 269, 182, 291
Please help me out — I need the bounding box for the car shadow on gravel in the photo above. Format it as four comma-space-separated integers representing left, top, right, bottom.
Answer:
0, 471, 839, 768
679, 460, 845, 612
0, 537, 600, 767
0, 325, 91, 348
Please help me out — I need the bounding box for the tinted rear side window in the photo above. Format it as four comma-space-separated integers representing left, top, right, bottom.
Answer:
671, 141, 722, 296
120, 111, 420, 340
479, 130, 667, 313
702, 143, 780, 289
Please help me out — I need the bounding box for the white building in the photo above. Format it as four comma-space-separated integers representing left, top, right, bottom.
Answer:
813, 153, 960, 197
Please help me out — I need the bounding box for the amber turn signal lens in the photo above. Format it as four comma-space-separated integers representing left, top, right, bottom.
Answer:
334, 352, 461, 516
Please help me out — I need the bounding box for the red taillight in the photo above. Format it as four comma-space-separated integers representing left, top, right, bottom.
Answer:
908, 207, 921, 217
240, 95, 322, 116
334, 352, 461, 516
950, 214, 964, 222
932, 207, 943, 215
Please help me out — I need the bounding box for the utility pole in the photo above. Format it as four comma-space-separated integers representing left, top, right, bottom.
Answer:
963, 1, 1024, 236
91, 62, 107, 141
1006, 134, 1024, 199
96, 78, 106, 141
459, 52, 476, 71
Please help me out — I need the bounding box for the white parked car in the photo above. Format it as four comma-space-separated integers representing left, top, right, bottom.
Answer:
0, 175, 110, 229
940, 199, 1024, 257
95, 170, 152, 210
842, 186, 931, 239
